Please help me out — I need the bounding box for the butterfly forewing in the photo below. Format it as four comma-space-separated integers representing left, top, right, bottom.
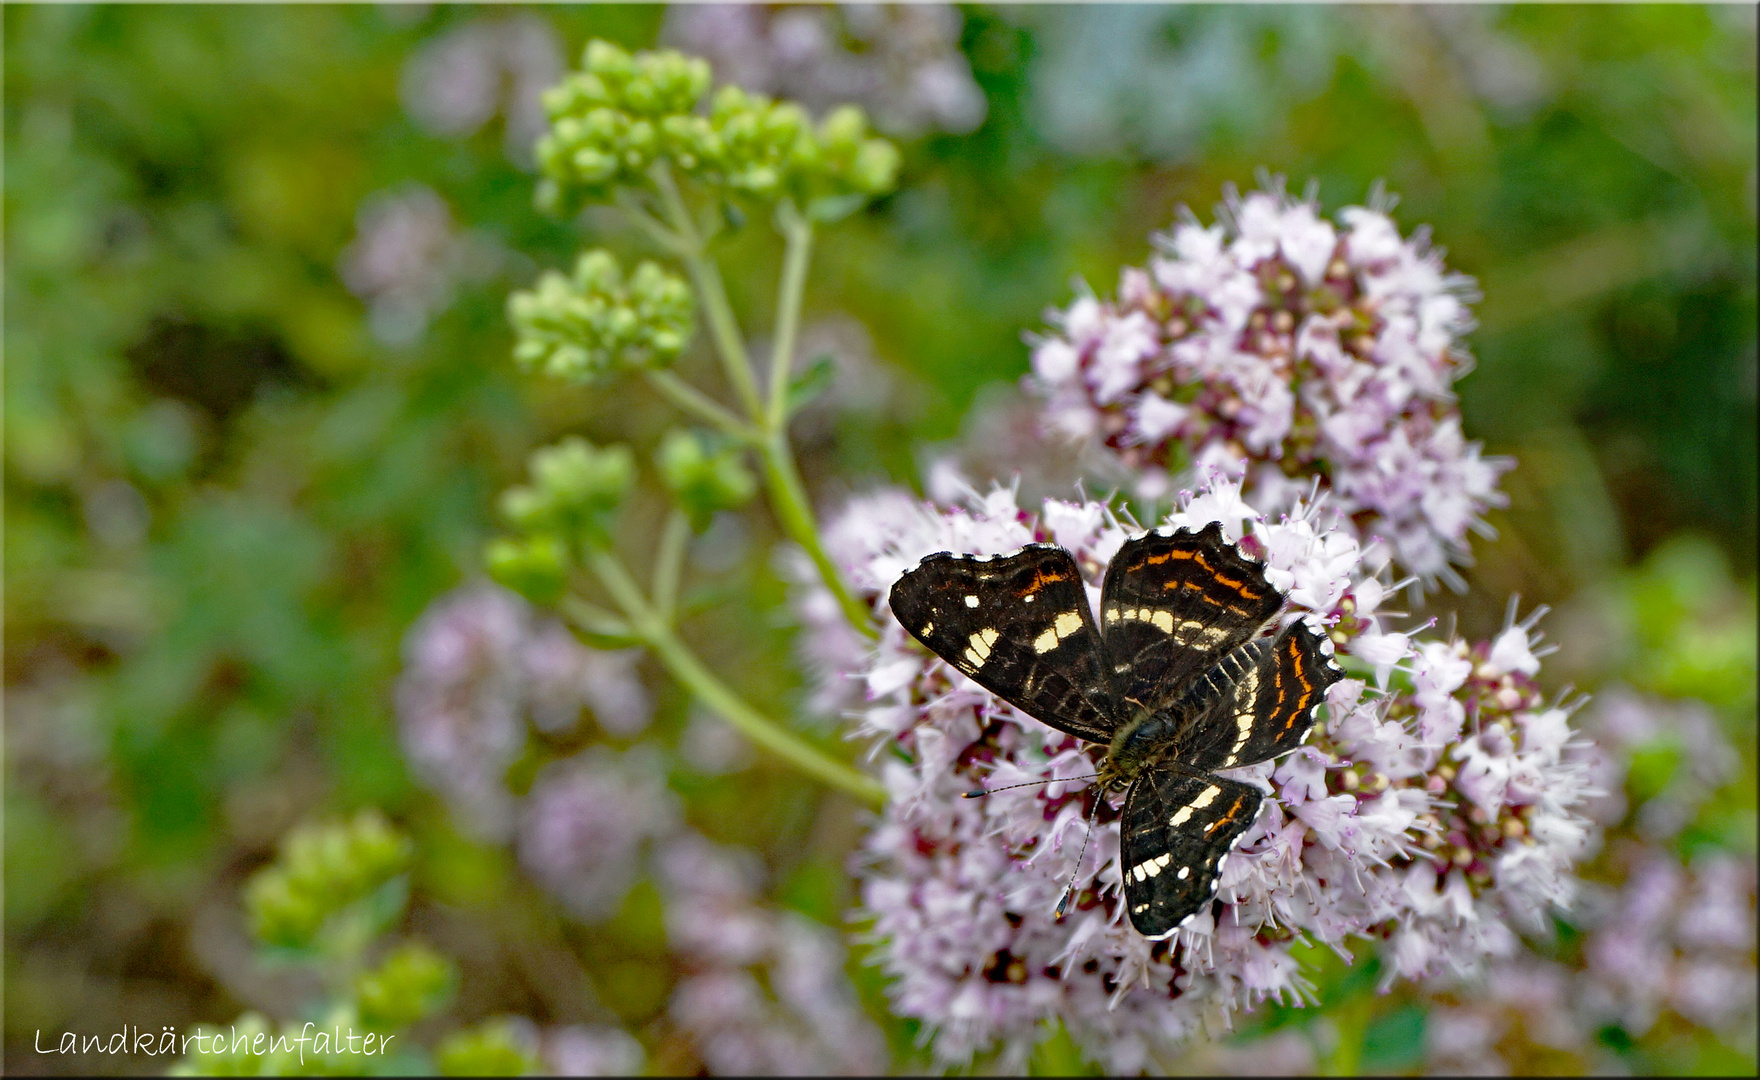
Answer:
1170, 620, 1344, 772
889, 544, 1119, 745
1099, 523, 1285, 715
1120, 769, 1263, 938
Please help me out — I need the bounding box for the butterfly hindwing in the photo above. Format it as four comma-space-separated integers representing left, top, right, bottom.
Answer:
889, 544, 1119, 745
1170, 620, 1344, 772
1120, 768, 1263, 938
1099, 523, 1284, 715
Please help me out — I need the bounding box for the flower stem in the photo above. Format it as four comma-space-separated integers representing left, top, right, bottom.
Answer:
767, 203, 813, 430
648, 168, 876, 640
583, 547, 885, 807
642, 369, 760, 443
760, 434, 877, 637
651, 164, 765, 419
651, 507, 690, 624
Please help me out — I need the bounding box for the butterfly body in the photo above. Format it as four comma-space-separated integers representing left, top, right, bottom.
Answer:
888, 521, 1343, 938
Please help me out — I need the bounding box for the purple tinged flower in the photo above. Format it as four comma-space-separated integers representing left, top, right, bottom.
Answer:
802, 475, 1593, 1066
397, 583, 654, 839
664, 5, 987, 137
400, 15, 564, 163
656, 833, 888, 1075
542, 1024, 646, 1077
1026, 178, 1510, 588
517, 747, 678, 920
339, 185, 506, 346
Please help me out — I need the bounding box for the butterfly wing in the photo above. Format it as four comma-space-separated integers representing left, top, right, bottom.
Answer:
889, 544, 1119, 744
1099, 522, 1284, 715
1170, 619, 1343, 772
1119, 767, 1264, 938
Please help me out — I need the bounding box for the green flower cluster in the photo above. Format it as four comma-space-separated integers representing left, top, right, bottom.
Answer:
435, 1018, 543, 1077
657, 428, 756, 530
535, 39, 900, 218
508, 249, 693, 384
487, 437, 635, 600
498, 436, 634, 542
353, 942, 456, 1031
244, 811, 414, 953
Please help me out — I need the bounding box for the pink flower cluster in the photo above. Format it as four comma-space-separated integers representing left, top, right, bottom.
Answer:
656, 833, 888, 1076
396, 582, 652, 839
1027, 180, 1508, 587
798, 475, 1593, 1067
1421, 691, 1756, 1073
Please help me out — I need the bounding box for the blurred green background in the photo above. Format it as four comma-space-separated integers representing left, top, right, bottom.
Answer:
5, 5, 1754, 1075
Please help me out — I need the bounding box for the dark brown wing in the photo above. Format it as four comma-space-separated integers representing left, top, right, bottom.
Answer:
1120, 768, 1263, 938
889, 544, 1119, 744
1099, 522, 1284, 714
1169, 619, 1343, 771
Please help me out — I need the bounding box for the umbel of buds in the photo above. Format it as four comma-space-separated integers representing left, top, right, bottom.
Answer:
535, 39, 900, 219
244, 810, 414, 952
508, 248, 694, 383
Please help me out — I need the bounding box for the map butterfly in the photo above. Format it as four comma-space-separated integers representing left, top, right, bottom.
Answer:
888, 521, 1343, 938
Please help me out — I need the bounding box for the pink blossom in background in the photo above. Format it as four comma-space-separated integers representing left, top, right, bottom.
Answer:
663, 3, 986, 136
396, 582, 652, 839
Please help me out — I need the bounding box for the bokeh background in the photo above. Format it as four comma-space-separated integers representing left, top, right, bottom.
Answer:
6, 4, 1754, 1075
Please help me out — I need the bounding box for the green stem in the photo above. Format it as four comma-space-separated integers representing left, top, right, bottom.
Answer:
584, 548, 885, 807
651, 508, 690, 625
767, 204, 814, 430
642, 369, 761, 443
616, 191, 687, 256
760, 436, 877, 638
651, 164, 765, 418
648, 168, 875, 640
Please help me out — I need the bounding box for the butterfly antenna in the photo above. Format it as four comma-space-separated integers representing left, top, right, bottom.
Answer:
962, 773, 1100, 798
1054, 794, 1104, 921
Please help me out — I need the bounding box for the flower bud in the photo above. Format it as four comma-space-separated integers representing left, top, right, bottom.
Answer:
509, 250, 693, 384
484, 534, 570, 604
354, 942, 457, 1031
657, 429, 757, 531
436, 1018, 543, 1078
244, 810, 414, 951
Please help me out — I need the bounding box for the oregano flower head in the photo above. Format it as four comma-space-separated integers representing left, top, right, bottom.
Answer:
791, 475, 1594, 1069
1028, 179, 1509, 588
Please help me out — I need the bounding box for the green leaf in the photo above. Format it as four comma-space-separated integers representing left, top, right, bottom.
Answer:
786, 353, 836, 415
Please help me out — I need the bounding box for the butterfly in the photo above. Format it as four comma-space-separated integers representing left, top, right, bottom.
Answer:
888, 520, 1343, 938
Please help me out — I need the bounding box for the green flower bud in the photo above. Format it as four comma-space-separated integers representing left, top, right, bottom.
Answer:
436, 1018, 543, 1077
819, 105, 867, 153
657, 429, 757, 531
244, 811, 413, 953
508, 250, 694, 384
484, 535, 569, 604
497, 437, 634, 545
850, 138, 902, 196
584, 39, 633, 81
354, 942, 457, 1031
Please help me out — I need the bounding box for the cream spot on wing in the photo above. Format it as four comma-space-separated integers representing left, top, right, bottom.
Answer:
964, 594, 979, 608
920, 622, 933, 637
1177, 866, 1190, 880
1033, 627, 1059, 654
1221, 667, 1261, 765
962, 627, 1000, 668
1169, 784, 1222, 825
